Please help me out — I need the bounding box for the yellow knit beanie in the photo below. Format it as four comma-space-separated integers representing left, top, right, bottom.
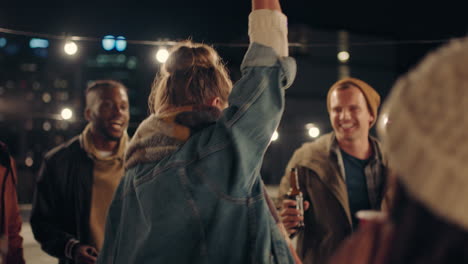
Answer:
326, 77, 381, 127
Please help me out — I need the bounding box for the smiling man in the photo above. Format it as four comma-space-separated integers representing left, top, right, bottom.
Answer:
31, 80, 130, 264
278, 77, 391, 264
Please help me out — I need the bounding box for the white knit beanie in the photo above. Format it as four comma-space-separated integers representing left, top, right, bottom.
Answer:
379, 37, 468, 230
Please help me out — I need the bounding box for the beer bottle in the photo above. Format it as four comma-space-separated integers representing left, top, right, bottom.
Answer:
285, 167, 305, 238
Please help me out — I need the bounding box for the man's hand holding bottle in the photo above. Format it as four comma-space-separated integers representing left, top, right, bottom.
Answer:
280, 167, 310, 238
280, 199, 310, 237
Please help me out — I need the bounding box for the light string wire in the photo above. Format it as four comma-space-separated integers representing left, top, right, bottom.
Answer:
0, 26, 459, 48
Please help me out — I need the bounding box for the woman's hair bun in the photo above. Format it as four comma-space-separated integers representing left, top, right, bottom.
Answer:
164, 42, 218, 74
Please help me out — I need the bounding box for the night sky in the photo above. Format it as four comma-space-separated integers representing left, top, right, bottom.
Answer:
2, 2, 467, 74
1, 2, 466, 42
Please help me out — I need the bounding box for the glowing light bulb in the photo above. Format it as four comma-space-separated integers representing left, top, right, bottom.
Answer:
115, 36, 127, 52
64, 41, 78, 55
337, 51, 350, 62
42, 92, 52, 103
156, 48, 169, 63
102, 35, 115, 51
61, 108, 73, 120
308, 127, 320, 138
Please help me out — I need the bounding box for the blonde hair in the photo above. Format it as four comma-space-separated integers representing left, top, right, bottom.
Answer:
149, 41, 233, 114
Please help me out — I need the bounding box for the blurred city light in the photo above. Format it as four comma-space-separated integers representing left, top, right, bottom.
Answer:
271, 130, 279, 141
24, 119, 33, 130
33, 48, 48, 58
337, 51, 350, 62
115, 36, 127, 52
25, 156, 34, 167
5, 81, 15, 89
127, 56, 137, 69
26, 92, 34, 101
42, 92, 52, 103
57, 121, 69, 130
0, 37, 6, 48
156, 48, 169, 63
61, 108, 73, 120
32, 81, 41, 90
64, 41, 78, 55
4, 44, 19, 55
56, 91, 69, 101
29, 38, 49, 48
42, 121, 52, 131
20, 63, 37, 72
117, 54, 126, 63
102, 35, 115, 51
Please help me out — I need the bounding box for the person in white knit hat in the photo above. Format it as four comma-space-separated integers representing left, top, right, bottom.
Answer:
327, 37, 468, 264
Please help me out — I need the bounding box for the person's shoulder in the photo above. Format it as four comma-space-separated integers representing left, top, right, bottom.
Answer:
369, 135, 387, 162
0, 140, 12, 168
296, 133, 333, 154
288, 133, 334, 166
44, 135, 82, 161
369, 135, 383, 150
0, 140, 9, 155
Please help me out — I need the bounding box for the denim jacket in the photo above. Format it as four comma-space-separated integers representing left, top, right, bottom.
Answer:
97, 43, 296, 264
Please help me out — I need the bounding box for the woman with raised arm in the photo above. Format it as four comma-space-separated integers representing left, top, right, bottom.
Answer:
97, 0, 298, 263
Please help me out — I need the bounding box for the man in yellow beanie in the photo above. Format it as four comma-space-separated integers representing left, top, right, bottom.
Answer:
277, 77, 391, 264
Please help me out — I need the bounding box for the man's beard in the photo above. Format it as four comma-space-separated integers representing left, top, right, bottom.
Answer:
98, 125, 122, 142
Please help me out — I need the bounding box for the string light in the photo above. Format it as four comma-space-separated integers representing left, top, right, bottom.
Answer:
42, 121, 52, 131
42, 92, 52, 103
305, 123, 321, 138
337, 51, 350, 62
155, 47, 169, 63
64, 41, 78, 55
308, 127, 320, 138
60, 108, 73, 120
0, 26, 458, 49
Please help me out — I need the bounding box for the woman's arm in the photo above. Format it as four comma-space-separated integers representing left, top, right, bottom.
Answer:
252, 0, 282, 11
249, 0, 288, 57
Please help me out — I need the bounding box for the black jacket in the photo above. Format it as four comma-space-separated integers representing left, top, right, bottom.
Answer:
30, 136, 93, 264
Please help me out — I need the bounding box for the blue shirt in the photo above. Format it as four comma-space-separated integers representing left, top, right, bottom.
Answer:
341, 149, 371, 229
